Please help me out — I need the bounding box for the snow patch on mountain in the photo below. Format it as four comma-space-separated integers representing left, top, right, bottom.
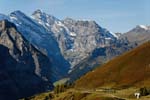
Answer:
70, 32, 77, 37
138, 25, 148, 30
109, 31, 118, 38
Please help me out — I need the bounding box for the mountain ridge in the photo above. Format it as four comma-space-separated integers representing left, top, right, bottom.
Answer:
120, 25, 150, 45
0, 10, 146, 83
0, 20, 54, 99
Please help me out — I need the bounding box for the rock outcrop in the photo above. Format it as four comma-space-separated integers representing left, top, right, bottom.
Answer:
0, 20, 53, 99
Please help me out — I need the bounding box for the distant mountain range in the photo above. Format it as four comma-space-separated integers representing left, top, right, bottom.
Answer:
120, 25, 150, 44
0, 10, 150, 99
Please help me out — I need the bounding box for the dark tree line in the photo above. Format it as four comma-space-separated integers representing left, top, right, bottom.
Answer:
54, 83, 74, 94
140, 87, 150, 96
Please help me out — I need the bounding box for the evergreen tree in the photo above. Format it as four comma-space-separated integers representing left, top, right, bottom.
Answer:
140, 87, 149, 96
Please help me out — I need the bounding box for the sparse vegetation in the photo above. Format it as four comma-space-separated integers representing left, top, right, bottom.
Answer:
21, 87, 150, 100
54, 83, 74, 94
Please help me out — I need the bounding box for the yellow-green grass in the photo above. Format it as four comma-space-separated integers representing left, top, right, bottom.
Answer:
21, 87, 150, 100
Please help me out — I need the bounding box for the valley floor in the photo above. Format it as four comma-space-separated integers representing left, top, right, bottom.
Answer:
22, 87, 150, 100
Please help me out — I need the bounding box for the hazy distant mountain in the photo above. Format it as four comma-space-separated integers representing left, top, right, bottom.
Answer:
121, 25, 150, 44
0, 20, 53, 99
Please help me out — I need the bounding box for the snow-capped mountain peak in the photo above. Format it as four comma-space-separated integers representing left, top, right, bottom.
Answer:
32, 9, 59, 27
0, 10, 138, 85
8, 10, 71, 81
10, 10, 24, 16
136, 25, 148, 30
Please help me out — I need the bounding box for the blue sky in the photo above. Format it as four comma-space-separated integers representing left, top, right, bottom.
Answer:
0, 0, 149, 33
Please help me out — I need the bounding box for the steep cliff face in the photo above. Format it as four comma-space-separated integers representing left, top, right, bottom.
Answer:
0, 20, 53, 99
0, 45, 19, 100
62, 18, 117, 67
31, 10, 135, 81
9, 11, 70, 82
32, 10, 118, 68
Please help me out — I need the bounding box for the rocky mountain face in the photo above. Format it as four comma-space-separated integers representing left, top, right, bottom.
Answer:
8, 11, 70, 82
120, 25, 150, 45
68, 37, 134, 82
0, 10, 137, 84
0, 20, 54, 99
32, 10, 120, 68
31, 10, 135, 81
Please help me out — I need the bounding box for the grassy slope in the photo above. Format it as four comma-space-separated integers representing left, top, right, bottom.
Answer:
24, 88, 150, 100
26, 89, 126, 100
75, 42, 150, 89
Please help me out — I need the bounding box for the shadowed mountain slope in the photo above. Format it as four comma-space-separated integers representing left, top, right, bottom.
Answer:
0, 20, 53, 99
